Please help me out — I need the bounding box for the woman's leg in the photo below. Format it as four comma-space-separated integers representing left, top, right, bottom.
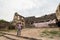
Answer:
17, 29, 21, 36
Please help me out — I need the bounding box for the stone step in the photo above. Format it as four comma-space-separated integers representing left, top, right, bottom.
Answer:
3, 34, 28, 40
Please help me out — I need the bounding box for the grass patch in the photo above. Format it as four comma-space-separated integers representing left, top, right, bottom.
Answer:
40, 30, 60, 38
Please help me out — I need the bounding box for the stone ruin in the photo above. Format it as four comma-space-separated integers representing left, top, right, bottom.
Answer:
12, 12, 25, 28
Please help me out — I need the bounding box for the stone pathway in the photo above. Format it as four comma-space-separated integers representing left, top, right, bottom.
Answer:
0, 32, 28, 40
0, 28, 60, 40
0, 31, 41, 40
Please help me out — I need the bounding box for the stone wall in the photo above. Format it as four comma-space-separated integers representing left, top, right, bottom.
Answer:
12, 12, 56, 28
12, 12, 25, 28
56, 4, 60, 21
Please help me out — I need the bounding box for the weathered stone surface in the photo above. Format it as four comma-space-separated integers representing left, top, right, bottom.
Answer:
12, 12, 56, 28
56, 4, 60, 21
12, 12, 25, 28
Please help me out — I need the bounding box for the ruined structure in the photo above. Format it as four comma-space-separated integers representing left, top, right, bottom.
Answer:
25, 16, 35, 28
12, 11, 56, 28
12, 12, 25, 28
56, 4, 60, 26
56, 4, 60, 21
24, 13, 56, 28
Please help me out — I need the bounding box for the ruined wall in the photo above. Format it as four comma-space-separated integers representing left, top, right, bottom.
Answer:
12, 12, 25, 28
12, 11, 56, 28
56, 4, 60, 21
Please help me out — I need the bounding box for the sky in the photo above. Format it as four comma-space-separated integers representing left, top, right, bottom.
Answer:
0, 0, 60, 22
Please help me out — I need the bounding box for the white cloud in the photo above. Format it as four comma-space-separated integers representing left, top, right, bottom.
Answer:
20, 0, 60, 17
0, 0, 60, 21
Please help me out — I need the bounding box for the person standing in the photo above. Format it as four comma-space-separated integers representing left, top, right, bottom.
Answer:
16, 23, 22, 36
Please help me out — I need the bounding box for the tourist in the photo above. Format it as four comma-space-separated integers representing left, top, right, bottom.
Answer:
16, 22, 22, 36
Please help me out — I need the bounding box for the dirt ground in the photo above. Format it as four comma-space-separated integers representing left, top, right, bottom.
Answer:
0, 28, 60, 40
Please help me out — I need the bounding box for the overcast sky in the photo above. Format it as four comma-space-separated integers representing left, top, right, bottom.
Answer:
0, 0, 60, 21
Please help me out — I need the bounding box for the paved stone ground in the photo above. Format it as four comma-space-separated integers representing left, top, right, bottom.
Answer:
0, 28, 60, 40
